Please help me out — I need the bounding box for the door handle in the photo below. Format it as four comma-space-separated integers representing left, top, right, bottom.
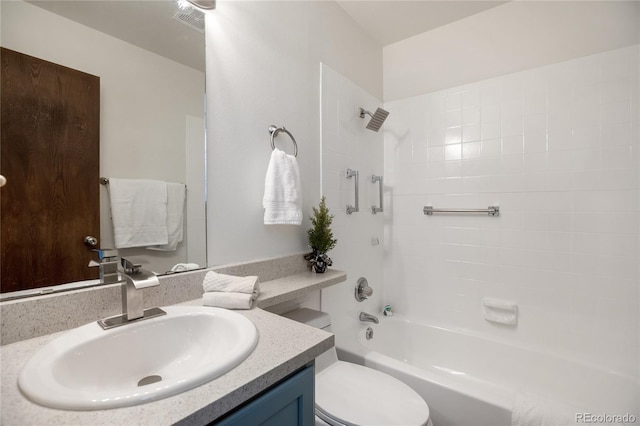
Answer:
83, 235, 98, 247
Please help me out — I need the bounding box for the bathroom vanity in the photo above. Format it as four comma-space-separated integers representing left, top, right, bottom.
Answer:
0, 255, 346, 425
216, 364, 315, 426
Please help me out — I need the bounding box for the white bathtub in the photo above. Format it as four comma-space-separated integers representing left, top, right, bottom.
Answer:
335, 315, 639, 426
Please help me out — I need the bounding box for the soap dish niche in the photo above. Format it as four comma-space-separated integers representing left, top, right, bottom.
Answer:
482, 297, 518, 326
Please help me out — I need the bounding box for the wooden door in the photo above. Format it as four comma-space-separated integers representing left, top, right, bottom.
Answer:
1, 47, 100, 293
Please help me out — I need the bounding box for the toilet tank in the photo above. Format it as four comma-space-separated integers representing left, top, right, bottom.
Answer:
282, 308, 337, 372
282, 308, 332, 331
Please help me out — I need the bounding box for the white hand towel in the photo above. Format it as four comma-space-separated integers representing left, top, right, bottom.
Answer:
108, 178, 168, 248
147, 182, 186, 251
202, 291, 256, 310
263, 148, 302, 225
202, 271, 260, 294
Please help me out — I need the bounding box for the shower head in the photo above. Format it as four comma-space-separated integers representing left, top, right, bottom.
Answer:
359, 107, 390, 132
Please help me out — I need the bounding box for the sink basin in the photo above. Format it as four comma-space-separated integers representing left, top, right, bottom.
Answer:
18, 306, 258, 410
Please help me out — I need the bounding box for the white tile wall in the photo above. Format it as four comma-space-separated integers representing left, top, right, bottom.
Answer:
320, 64, 385, 334
383, 45, 640, 377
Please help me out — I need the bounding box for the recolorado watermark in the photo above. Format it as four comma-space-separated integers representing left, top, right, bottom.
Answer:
576, 413, 637, 424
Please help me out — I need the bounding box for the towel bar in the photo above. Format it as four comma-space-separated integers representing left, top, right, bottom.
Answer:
423, 206, 499, 216
268, 125, 298, 157
100, 177, 186, 190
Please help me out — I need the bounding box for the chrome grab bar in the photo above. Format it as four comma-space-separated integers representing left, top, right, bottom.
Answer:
371, 175, 383, 214
423, 206, 500, 216
346, 168, 359, 214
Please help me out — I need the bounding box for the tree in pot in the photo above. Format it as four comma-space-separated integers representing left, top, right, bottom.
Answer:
305, 196, 337, 273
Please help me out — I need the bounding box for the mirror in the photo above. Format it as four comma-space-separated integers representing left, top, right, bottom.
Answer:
0, 0, 207, 300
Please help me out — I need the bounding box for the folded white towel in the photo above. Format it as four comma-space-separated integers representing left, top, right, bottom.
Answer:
170, 263, 200, 272
263, 148, 302, 225
202, 291, 256, 310
512, 393, 575, 426
202, 271, 260, 294
108, 178, 168, 248
147, 182, 186, 251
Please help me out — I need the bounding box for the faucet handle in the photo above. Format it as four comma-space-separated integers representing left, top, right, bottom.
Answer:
121, 258, 142, 274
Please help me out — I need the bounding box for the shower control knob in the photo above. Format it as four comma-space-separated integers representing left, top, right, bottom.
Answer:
355, 277, 373, 302
361, 286, 373, 298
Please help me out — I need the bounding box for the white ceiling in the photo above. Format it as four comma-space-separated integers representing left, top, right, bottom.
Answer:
26, 0, 509, 71
26, 1, 206, 72
336, 0, 508, 46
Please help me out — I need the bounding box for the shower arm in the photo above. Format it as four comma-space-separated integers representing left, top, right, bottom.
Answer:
359, 108, 372, 119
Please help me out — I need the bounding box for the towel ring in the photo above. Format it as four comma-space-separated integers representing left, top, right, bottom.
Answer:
268, 125, 298, 157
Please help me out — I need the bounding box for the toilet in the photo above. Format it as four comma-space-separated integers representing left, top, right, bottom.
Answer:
282, 308, 433, 426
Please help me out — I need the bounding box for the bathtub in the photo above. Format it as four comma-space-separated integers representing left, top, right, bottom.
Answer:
335, 315, 639, 426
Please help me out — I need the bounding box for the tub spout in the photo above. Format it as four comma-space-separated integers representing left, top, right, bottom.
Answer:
359, 312, 379, 324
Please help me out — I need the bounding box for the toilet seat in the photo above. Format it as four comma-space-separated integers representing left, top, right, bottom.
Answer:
315, 360, 430, 426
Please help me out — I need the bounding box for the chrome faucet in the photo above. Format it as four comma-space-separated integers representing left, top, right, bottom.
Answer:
97, 258, 166, 330
359, 312, 379, 324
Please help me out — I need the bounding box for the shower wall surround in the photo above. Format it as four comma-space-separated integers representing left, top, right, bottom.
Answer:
383, 45, 639, 377
319, 64, 385, 333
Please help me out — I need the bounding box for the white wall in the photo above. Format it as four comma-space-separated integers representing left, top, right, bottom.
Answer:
320, 64, 385, 335
205, 1, 382, 266
1, 1, 205, 274
384, 1, 640, 101
383, 45, 639, 377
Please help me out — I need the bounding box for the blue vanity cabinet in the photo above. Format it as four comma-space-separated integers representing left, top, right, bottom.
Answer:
214, 364, 315, 426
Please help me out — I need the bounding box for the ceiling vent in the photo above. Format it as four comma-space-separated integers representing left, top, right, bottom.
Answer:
173, 8, 205, 33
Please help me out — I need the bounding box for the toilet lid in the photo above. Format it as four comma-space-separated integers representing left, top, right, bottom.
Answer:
315, 361, 429, 426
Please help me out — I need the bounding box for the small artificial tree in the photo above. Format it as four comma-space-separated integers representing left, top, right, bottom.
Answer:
304, 196, 337, 273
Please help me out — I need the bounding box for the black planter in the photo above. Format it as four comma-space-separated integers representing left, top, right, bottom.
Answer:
305, 250, 332, 273
313, 260, 328, 273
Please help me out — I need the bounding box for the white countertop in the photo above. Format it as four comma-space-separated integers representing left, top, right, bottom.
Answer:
256, 269, 346, 308
0, 306, 333, 425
